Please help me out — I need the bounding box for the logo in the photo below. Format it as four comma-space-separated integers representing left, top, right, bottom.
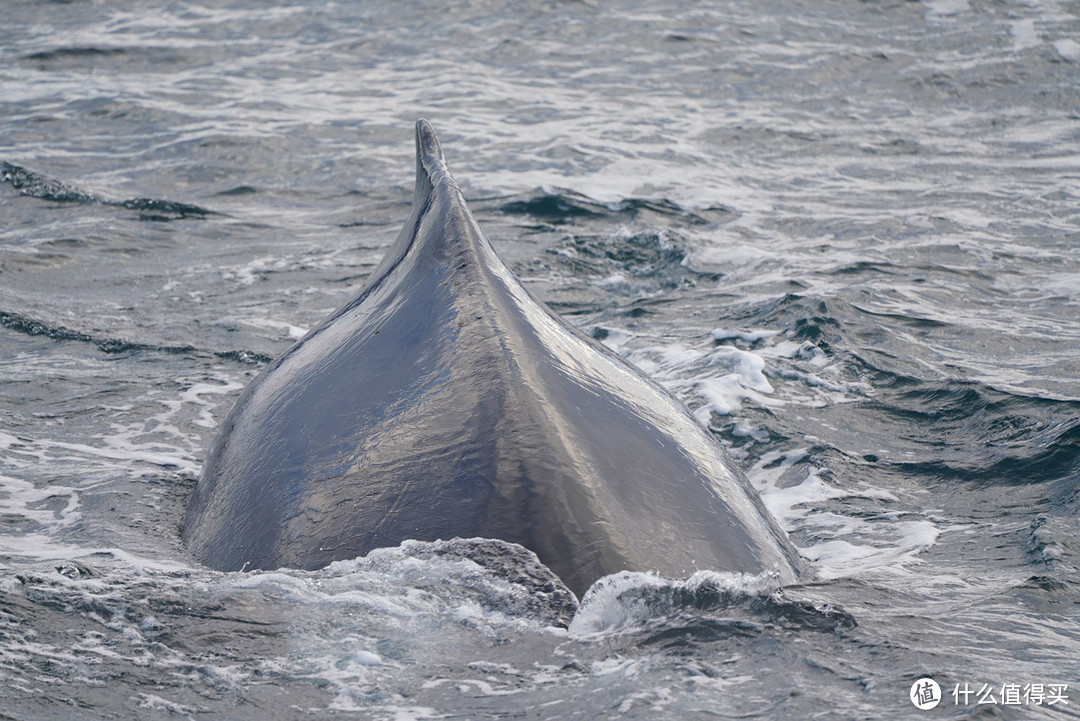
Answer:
911, 678, 942, 710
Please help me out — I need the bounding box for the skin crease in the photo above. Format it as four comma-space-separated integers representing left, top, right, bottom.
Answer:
182, 120, 804, 597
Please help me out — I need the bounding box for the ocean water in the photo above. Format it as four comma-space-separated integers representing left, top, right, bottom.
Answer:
2, 0, 1079, 719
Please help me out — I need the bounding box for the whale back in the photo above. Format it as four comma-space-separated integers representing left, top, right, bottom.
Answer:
182, 120, 803, 595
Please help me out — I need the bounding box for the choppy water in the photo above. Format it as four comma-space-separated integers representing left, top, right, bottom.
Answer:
2, 1, 1079, 719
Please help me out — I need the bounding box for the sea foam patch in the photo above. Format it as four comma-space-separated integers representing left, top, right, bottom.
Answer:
240, 317, 309, 340
596, 324, 868, 435
1053, 38, 1080, 62
569, 570, 779, 636
748, 449, 942, 580
1, 538, 579, 716
1010, 18, 1040, 51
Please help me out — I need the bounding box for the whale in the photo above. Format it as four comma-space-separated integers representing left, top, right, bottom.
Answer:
182, 120, 804, 596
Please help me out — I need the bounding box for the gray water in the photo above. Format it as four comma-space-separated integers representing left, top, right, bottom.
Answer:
2, 1, 1079, 719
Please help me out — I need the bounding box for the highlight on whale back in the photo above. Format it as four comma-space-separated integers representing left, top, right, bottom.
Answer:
182, 119, 804, 597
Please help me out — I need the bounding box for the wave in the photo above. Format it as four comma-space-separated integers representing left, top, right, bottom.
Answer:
570, 570, 855, 639
494, 188, 733, 227
0, 310, 271, 364
20, 43, 188, 69
373, 538, 578, 628
865, 378, 1080, 489
22, 46, 130, 62
547, 229, 693, 290
0, 161, 216, 220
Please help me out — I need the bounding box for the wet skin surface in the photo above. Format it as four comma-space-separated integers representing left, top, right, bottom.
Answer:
183, 120, 803, 596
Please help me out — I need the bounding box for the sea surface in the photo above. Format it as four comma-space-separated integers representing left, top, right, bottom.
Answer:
2, 1, 1079, 719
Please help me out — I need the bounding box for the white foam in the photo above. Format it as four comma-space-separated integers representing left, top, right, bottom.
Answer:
353, 706, 445, 720
618, 686, 675, 714
692, 346, 777, 421
730, 418, 770, 444
595, 273, 629, 290
694, 374, 775, 420
152, 378, 243, 441
0, 523, 193, 571
445, 678, 523, 697
221, 254, 314, 286
1053, 39, 1080, 62
1030, 518, 1065, 563
159, 545, 579, 715
0, 473, 82, 531
799, 520, 941, 580
611, 325, 869, 418
923, 0, 970, 17
3, 368, 228, 481
589, 656, 642, 676
748, 450, 945, 580
569, 569, 777, 636
1010, 19, 1039, 51
690, 244, 775, 268
48, 438, 194, 472
242, 317, 309, 340
135, 694, 202, 715
195, 663, 251, 689
656, 343, 708, 373
708, 347, 773, 393
752, 450, 899, 519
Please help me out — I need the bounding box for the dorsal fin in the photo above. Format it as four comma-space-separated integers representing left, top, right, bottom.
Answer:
413, 119, 455, 201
